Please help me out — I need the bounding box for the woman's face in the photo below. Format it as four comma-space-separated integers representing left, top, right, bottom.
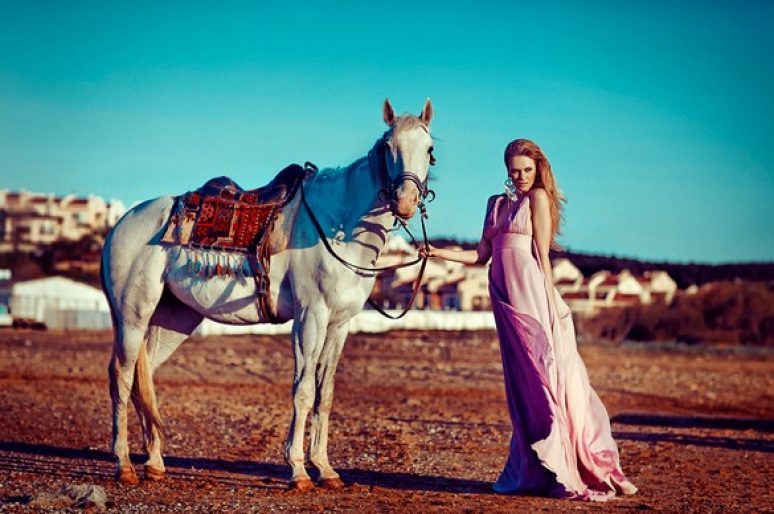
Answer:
507, 155, 537, 193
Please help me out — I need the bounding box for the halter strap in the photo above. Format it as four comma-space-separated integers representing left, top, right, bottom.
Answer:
370, 132, 436, 220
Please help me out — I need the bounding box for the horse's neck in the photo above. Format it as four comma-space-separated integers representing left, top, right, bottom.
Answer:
304, 156, 392, 266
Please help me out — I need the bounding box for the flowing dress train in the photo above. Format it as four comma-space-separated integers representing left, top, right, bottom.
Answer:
485, 193, 637, 501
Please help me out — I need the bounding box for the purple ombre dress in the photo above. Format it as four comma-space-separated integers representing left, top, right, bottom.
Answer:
484, 193, 637, 501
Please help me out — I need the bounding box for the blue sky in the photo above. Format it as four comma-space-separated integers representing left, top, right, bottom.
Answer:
1, 1, 772, 263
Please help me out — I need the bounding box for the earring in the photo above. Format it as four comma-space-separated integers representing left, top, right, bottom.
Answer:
504, 178, 517, 200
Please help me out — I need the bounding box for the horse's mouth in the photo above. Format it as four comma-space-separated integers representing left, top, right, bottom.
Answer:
393, 207, 417, 221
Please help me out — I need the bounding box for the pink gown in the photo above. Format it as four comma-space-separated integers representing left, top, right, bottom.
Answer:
484, 193, 637, 501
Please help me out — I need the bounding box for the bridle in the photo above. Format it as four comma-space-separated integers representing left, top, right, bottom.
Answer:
299, 128, 437, 319
374, 128, 436, 222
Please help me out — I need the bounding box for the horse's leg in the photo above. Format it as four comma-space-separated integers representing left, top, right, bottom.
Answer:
107, 256, 167, 485
109, 318, 159, 485
309, 320, 349, 489
284, 305, 329, 491
133, 289, 203, 481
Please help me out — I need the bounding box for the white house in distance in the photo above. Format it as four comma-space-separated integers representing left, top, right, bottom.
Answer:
422, 264, 490, 311
0, 190, 126, 252
641, 271, 678, 304
373, 239, 491, 312
368, 237, 678, 315
555, 262, 678, 315
453, 265, 490, 311
553, 258, 584, 290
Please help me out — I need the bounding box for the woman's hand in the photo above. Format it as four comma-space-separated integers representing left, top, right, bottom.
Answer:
419, 244, 484, 265
418, 244, 436, 259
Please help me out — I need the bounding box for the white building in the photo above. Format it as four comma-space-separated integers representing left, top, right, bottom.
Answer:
0, 190, 126, 252
10, 276, 111, 330
368, 238, 678, 315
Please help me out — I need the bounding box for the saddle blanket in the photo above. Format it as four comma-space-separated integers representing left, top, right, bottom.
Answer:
158, 167, 311, 322
160, 166, 308, 298
161, 179, 279, 252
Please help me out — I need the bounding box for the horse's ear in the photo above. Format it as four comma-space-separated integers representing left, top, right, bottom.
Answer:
383, 98, 395, 126
420, 98, 433, 126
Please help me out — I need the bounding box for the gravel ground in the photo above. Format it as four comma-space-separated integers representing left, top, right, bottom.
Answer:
0, 330, 771, 513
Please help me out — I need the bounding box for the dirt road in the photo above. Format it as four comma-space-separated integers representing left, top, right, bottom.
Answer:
0, 330, 771, 512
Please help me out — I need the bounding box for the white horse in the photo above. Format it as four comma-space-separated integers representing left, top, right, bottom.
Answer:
102, 99, 435, 490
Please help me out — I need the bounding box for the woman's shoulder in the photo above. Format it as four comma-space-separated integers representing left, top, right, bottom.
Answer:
527, 188, 550, 218
527, 188, 549, 210
527, 187, 548, 202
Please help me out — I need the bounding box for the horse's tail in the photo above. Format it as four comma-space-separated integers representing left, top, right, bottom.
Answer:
131, 341, 164, 442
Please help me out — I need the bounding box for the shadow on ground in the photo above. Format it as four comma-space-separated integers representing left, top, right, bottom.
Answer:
0, 441, 492, 494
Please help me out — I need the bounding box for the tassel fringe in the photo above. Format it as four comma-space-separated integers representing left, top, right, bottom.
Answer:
183, 247, 251, 279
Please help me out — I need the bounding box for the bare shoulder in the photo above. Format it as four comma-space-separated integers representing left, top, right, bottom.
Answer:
528, 187, 549, 203
529, 188, 549, 210
528, 188, 550, 222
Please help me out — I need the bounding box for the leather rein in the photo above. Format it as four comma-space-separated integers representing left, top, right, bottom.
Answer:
299, 132, 436, 320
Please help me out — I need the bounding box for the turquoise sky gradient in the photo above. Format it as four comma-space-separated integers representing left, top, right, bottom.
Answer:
1, 1, 772, 263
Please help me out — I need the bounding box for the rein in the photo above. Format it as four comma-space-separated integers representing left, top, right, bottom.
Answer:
299, 154, 433, 320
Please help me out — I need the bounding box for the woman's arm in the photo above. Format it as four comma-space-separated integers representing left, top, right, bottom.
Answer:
424, 241, 490, 265
530, 188, 559, 318
422, 196, 496, 265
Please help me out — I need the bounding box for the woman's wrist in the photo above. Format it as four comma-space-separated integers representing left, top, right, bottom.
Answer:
418, 245, 438, 260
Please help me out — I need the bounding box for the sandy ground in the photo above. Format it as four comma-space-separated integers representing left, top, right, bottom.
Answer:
0, 329, 772, 513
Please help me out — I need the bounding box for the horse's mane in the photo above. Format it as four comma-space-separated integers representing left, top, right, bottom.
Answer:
393, 115, 427, 133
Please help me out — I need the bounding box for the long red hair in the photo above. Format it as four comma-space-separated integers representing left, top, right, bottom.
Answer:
504, 138, 565, 249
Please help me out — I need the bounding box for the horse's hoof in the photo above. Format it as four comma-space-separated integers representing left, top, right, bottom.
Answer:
287, 478, 315, 493
319, 477, 345, 490
117, 468, 140, 486
144, 465, 165, 482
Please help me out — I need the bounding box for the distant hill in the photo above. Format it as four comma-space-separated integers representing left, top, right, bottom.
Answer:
430, 239, 774, 289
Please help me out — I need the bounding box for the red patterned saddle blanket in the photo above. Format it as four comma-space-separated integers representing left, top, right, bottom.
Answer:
160, 164, 311, 323
161, 164, 308, 252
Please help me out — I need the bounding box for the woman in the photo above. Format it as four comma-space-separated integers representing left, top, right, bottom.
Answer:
424, 139, 637, 501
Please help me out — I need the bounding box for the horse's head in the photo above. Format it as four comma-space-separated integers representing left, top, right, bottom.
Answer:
377, 98, 435, 220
